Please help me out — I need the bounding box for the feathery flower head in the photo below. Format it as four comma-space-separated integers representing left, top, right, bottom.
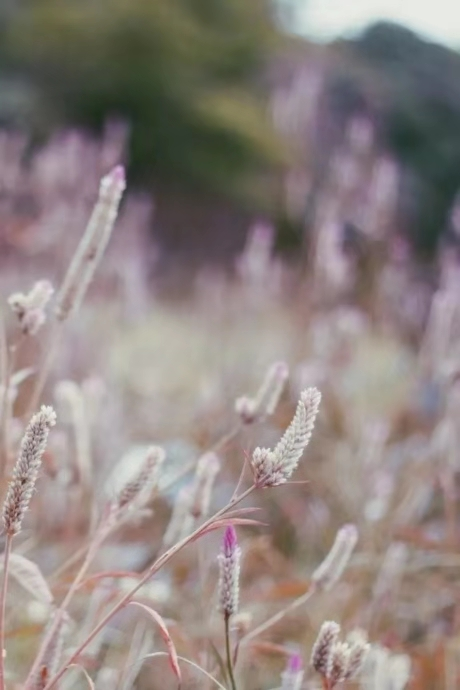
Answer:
327, 641, 350, 686
311, 621, 340, 676
30, 611, 69, 690
55, 164, 126, 321
2, 405, 56, 535
115, 445, 165, 510
311, 621, 369, 688
311, 523, 358, 590
345, 629, 370, 680
8, 280, 54, 335
218, 526, 241, 618
191, 452, 220, 518
235, 361, 289, 424
250, 386, 321, 487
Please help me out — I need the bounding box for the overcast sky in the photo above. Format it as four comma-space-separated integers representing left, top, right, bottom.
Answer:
294, 0, 460, 49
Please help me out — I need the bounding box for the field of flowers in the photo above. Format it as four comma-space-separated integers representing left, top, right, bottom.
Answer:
0, 122, 457, 690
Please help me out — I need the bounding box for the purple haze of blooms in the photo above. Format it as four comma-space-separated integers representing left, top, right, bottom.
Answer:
288, 654, 303, 673
223, 525, 238, 557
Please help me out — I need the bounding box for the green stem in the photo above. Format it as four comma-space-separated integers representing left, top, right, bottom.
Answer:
224, 615, 237, 690
0, 534, 12, 690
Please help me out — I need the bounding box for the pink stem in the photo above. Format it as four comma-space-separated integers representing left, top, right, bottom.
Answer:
41, 485, 255, 690
24, 527, 107, 689
0, 534, 12, 690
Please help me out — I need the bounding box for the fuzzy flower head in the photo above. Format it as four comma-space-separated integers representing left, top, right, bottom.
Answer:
115, 445, 165, 510
250, 387, 321, 487
8, 280, 54, 335
311, 523, 358, 590
311, 621, 369, 688
235, 361, 289, 424
311, 621, 340, 677
218, 526, 241, 618
55, 164, 126, 321
2, 405, 56, 535
190, 452, 221, 519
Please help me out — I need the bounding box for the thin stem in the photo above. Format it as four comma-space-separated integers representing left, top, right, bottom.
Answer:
26, 322, 61, 418
0, 335, 24, 480
0, 318, 8, 483
208, 424, 242, 456
24, 525, 107, 689
224, 614, 237, 690
50, 460, 198, 583
240, 584, 316, 644
41, 485, 255, 690
0, 534, 12, 690
143, 652, 227, 690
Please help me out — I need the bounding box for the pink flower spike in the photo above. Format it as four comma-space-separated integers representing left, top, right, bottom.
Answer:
288, 654, 303, 673
218, 526, 241, 617
110, 164, 126, 185
223, 525, 238, 557
282, 652, 304, 690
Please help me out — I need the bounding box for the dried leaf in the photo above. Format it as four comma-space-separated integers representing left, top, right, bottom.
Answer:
197, 518, 266, 540
11, 367, 35, 387
129, 601, 181, 685
6, 554, 53, 605
261, 579, 311, 601
76, 570, 141, 591
68, 664, 95, 690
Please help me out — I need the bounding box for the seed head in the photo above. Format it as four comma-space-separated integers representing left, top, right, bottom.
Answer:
2, 406, 56, 535
190, 452, 220, 518
327, 641, 350, 686
31, 611, 69, 690
344, 629, 370, 680
235, 361, 289, 424
8, 280, 54, 335
162, 485, 195, 547
311, 621, 340, 676
250, 387, 321, 487
311, 523, 358, 589
55, 165, 126, 320
116, 446, 165, 510
218, 526, 241, 618
311, 622, 370, 688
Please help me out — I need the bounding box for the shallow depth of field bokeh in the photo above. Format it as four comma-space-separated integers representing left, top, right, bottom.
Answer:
0, 2, 460, 690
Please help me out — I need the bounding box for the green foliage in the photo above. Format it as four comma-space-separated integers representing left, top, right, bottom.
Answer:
5, 0, 284, 201
349, 23, 460, 254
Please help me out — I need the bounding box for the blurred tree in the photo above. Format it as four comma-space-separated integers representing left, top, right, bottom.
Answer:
348, 23, 460, 255
3, 0, 284, 203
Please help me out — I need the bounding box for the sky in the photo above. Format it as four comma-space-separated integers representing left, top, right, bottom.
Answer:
295, 0, 460, 49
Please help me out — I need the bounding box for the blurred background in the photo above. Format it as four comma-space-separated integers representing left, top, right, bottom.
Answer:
0, 0, 460, 263
2, 2, 460, 689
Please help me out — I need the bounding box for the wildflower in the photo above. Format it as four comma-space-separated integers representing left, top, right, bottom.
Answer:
235, 361, 288, 423
311, 621, 369, 688
190, 452, 220, 518
344, 629, 370, 680
218, 526, 241, 618
311, 621, 340, 676
281, 653, 304, 690
162, 485, 195, 547
55, 165, 126, 320
30, 612, 69, 690
115, 446, 165, 510
8, 280, 54, 335
328, 641, 350, 686
2, 406, 56, 535
311, 524, 358, 590
250, 387, 321, 487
